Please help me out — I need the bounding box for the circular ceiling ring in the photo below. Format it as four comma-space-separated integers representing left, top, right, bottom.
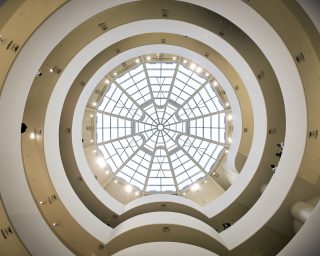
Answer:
53, 17, 266, 225
67, 43, 242, 225
0, 1, 304, 255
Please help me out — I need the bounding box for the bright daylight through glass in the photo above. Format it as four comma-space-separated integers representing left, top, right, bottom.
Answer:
95, 57, 227, 194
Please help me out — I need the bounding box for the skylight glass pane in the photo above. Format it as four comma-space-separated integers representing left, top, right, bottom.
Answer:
179, 65, 193, 76
116, 72, 130, 84
96, 129, 103, 143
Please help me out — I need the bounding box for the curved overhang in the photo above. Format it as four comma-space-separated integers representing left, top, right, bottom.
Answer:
0, 0, 318, 256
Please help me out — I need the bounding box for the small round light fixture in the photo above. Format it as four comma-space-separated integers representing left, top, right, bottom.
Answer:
125, 184, 133, 193
191, 183, 200, 191
29, 132, 36, 140
196, 67, 202, 73
96, 157, 106, 168
190, 63, 196, 70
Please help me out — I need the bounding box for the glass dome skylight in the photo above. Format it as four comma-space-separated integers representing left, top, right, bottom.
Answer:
95, 56, 228, 194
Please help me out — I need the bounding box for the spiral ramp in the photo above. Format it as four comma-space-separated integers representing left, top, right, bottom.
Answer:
0, 1, 319, 255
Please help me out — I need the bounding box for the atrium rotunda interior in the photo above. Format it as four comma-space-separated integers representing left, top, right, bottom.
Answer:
0, 1, 320, 255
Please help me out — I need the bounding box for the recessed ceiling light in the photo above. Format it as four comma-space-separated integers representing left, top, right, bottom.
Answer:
113, 72, 117, 76
205, 72, 209, 77
105, 79, 110, 84
29, 132, 36, 140
227, 114, 233, 121
105, 170, 109, 175
92, 149, 97, 153
213, 80, 218, 86
92, 102, 97, 107
225, 102, 229, 107
90, 113, 93, 118
96, 157, 106, 168
172, 56, 177, 60
190, 63, 196, 70
114, 179, 118, 183
125, 184, 132, 193
228, 137, 232, 143
191, 183, 200, 191
90, 139, 94, 143
135, 58, 140, 63
49, 68, 54, 73
146, 56, 151, 61
225, 149, 229, 153
196, 67, 202, 73
183, 59, 187, 64
135, 191, 140, 196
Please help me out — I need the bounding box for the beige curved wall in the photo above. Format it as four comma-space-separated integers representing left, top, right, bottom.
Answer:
0, 0, 319, 255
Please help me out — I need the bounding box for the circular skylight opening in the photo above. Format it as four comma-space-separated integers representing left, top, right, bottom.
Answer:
94, 55, 230, 194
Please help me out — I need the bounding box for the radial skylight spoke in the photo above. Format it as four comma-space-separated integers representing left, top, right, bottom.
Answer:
96, 57, 228, 194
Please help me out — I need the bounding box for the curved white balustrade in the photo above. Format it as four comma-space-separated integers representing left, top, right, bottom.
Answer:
68, 18, 265, 218
113, 242, 218, 256
291, 201, 314, 223
105, 212, 227, 254
124, 194, 205, 214
70, 40, 247, 211
297, 0, 320, 33
180, 0, 306, 249
279, 201, 320, 256
291, 197, 320, 233
0, 0, 312, 255
0, 1, 135, 255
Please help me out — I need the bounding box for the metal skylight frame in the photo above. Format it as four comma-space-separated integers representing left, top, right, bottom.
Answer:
95, 56, 228, 195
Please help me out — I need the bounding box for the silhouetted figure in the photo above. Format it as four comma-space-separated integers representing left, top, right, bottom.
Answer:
222, 222, 231, 230
276, 152, 282, 158
21, 123, 27, 133
277, 142, 284, 150
277, 142, 284, 151
271, 164, 277, 173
